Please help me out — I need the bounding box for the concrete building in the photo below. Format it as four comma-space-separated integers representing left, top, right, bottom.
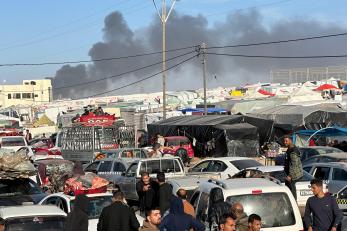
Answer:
0, 79, 52, 108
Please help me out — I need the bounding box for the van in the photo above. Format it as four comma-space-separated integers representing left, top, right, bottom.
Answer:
191, 178, 303, 231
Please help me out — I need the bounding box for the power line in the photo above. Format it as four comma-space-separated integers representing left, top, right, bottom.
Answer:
54, 50, 195, 90
0, 50, 195, 93
206, 52, 347, 59
207, 31, 347, 50
74, 54, 197, 100
0, 45, 197, 67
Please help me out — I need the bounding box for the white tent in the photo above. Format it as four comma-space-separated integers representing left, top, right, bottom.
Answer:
288, 85, 322, 103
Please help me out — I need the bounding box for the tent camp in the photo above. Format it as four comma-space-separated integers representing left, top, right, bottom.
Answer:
248, 102, 347, 131
147, 115, 274, 157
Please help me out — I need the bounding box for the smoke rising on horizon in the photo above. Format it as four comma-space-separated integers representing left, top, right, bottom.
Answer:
52, 10, 347, 99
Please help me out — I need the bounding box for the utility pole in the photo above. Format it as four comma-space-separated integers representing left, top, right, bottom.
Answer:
201, 43, 208, 115
152, 0, 178, 120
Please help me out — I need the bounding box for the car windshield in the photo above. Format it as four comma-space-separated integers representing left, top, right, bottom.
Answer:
5, 216, 65, 231
70, 196, 112, 219
1, 137, 25, 146
269, 170, 313, 183
230, 160, 262, 170
0, 179, 43, 198
226, 193, 295, 228
315, 147, 343, 154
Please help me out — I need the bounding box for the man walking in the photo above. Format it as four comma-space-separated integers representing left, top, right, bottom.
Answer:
304, 179, 343, 231
219, 214, 236, 231
139, 208, 161, 231
283, 135, 303, 199
136, 172, 158, 216
177, 188, 195, 217
157, 172, 172, 215
247, 214, 261, 231
65, 194, 89, 231
232, 202, 248, 231
97, 191, 139, 231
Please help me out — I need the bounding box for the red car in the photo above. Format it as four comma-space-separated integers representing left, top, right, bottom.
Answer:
164, 136, 195, 158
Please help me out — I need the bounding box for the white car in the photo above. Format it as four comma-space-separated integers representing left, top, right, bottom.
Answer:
0, 136, 28, 152
168, 176, 205, 200
187, 157, 262, 179
0, 205, 66, 230
243, 166, 328, 208
39, 192, 144, 231
191, 178, 304, 231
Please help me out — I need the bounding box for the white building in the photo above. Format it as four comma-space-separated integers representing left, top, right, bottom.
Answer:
0, 79, 52, 108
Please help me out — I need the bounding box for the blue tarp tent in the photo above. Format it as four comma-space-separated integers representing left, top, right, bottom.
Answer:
294, 127, 347, 146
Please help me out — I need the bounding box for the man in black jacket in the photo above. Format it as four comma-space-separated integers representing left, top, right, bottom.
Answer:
157, 172, 172, 215
208, 187, 232, 231
136, 172, 158, 216
97, 191, 140, 231
65, 194, 89, 231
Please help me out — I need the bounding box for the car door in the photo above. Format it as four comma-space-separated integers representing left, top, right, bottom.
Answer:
117, 162, 139, 201
109, 161, 127, 183
336, 187, 347, 215
330, 167, 347, 193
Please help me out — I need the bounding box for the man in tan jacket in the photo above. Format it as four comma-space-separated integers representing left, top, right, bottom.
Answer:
177, 189, 195, 217
139, 208, 161, 231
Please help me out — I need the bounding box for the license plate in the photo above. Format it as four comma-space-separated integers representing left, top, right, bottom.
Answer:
300, 189, 313, 196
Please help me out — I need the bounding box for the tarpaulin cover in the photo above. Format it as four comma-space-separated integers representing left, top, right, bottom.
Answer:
248, 103, 347, 130
314, 84, 339, 91
147, 115, 274, 157
296, 127, 347, 137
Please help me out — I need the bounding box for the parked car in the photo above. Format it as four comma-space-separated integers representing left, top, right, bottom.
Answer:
302, 153, 347, 166
84, 158, 131, 182
164, 136, 195, 158
304, 162, 347, 193
115, 157, 185, 201
187, 157, 262, 179
0, 136, 28, 152
275, 146, 344, 165
0, 178, 47, 206
190, 178, 303, 231
334, 185, 347, 230
0, 205, 66, 230
237, 165, 328, 208
39, 192, 144, 230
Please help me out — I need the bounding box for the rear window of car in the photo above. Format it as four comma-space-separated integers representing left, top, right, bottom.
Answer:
1, 137, 26, 146
315, 147, 343, 154
0, 179, 42, 197
269, 170, 313, 183
230, 160, 262, 170
71, 196, 112, 219
166, 138, 190, 146
226, 193, 296, 228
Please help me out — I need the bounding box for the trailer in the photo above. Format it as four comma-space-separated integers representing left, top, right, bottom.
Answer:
61, 125, 135, 163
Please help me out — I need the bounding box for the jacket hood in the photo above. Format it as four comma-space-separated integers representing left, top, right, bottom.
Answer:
74, 194, 89, 213
209, 187, 225, 204
169, 196, 184, 215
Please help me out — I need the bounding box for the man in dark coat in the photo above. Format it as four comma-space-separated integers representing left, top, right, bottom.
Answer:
157, 172, 172, 215
159, 196, 205, 231
208, 187, 232, 231
65, 194, 89, 231
97, 191, 139, 231
136, 172, 158, 215
283, 135, 303, 200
